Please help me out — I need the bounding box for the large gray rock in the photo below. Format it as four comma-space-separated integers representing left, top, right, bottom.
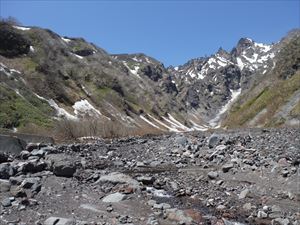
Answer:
0, 179, 11, 192
0, 152, 8, 163
102, 192, 126, 203
53, 161, 76, 177
175, 136, 188, 147
20, 177, 41, 189
96, 172, 139, 189
222, 163, 234, 173
239, 188, 250, 199
0, 163, 15, 179
47, 155, 76, 177
0, 135, 26, 154
207, 171, 219, 179
208, 134, 221, 148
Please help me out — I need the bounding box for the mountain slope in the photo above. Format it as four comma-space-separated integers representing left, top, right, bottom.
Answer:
223, 32, 300, 128
0, 21, 299, 137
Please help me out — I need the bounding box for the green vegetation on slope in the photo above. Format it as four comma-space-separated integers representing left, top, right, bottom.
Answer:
0, 84, 53, 129
224, 35, 300, 128
225, 71, 300, 127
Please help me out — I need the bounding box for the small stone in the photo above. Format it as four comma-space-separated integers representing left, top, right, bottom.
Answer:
222, 163, 234, 173
136, 176, 155, 185
10, 186, 27, 198
239, 188, 250, 199
281, 169, 289, 177
0, 152, 8, 163
0, 163, 15, 179
208, 134, 221, 148
208, 171, 219, 179
243, 203, 252, 211
257, 210, 268, 218
216, 205, 226, 210
147, 200, 157, 206
1, 198, 11, 207
21, 177, 40, 189
30, 149, 46, 158
106, 206, 113, 212
0, 179, 11, 192
44, 217, 74, 225
263, 205, 269, 212
20, 150, 30, 159
102, 192, 126, 203
26, 143, 39, 152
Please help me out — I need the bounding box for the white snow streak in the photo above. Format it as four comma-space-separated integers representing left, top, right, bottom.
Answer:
209, 88, 241, 128
139, 115, 162, 130
13, 26, 31, 31
61, 37, 71, 43
73, 99, 102, 117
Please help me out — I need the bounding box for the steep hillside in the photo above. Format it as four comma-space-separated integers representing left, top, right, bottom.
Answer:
0, 21, 299, 138
223, 31, 300, 128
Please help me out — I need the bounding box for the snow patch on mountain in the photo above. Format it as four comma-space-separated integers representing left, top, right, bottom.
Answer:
73, 99, 102, 117
209, 88, 242, 128
140, 115, 162, 130
13, 26, 31, 31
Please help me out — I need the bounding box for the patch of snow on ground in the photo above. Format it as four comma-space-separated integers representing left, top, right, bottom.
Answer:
13, 26, 31, 31
132, 57, 142, 62
0, 64, 21, 77
73, 99, 102, 117
168, 114, 190, 131
71, 53, 83, 59
148, 114, 174, 132
61, 37, 71, 43
48, 99, 77, 120
34, 93, 47, 101
10, 69, 21, 74
190, 120, 208, 131
174, 66, 179, 71
209, 88, 242, 128
30, 46, 35, 52
123, 62, 141, 78
140, 115, 162, 130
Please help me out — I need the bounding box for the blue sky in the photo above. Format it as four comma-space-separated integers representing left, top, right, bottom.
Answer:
1, 0, 299, 66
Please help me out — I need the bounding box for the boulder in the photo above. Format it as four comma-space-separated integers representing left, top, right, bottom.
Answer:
0, 152, 9, 163
47, 155, 76, 177
0, 135, 26, 154
102, 192, 126, 203
222, 163, 234, 173
0, 179, 11, 192
0, 163, 15, 179
208, 134, 221, 148
239, 189, 250, 199
96, 172, 139, 189
207, 171, 219, 179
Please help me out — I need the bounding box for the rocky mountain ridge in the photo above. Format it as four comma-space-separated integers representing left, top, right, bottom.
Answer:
0, 22, 299, 137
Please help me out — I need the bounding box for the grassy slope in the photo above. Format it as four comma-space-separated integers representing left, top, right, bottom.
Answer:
0, 84, 53, 129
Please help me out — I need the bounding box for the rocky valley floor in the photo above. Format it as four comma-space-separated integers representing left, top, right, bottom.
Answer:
0, 128, 300, 225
